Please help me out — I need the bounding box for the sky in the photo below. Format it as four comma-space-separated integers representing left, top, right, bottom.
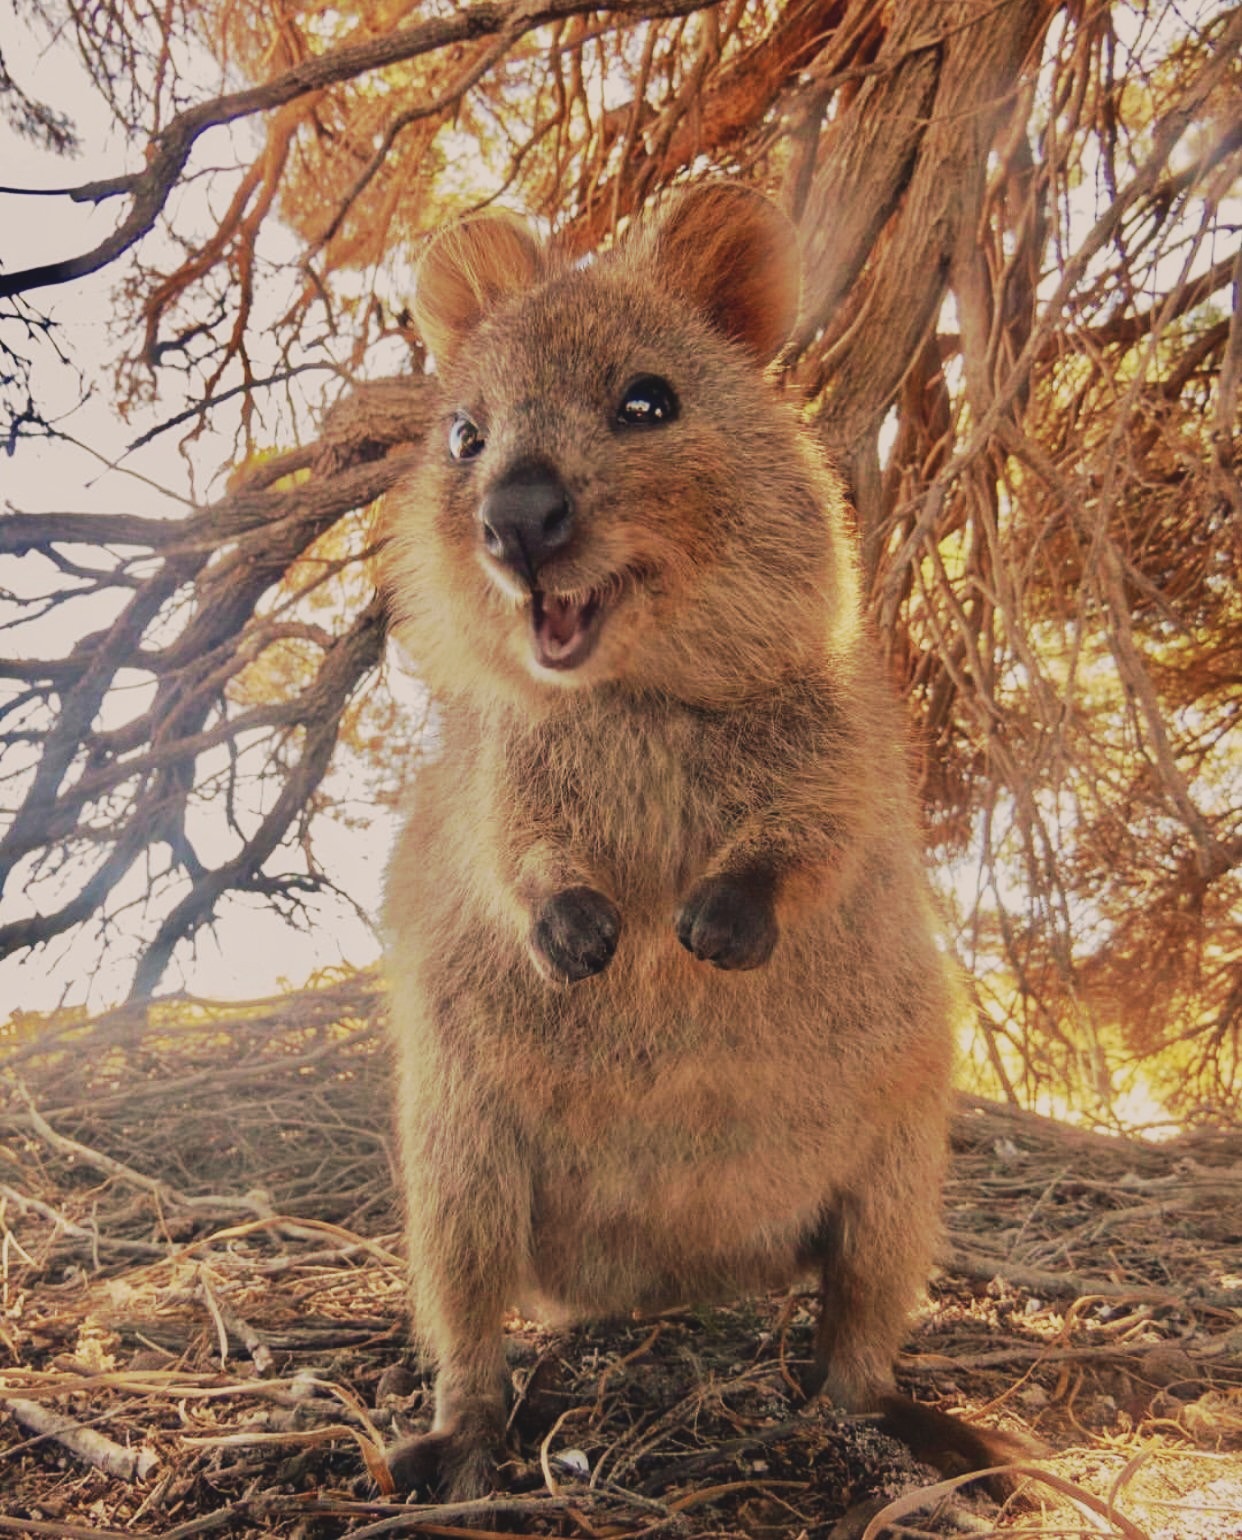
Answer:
0, 12, 399, 1015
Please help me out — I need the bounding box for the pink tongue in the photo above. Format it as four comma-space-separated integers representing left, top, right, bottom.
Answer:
541, 595, 586, 650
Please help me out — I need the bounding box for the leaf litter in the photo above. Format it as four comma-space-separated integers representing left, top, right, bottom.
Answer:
1, 972, 1238, 1537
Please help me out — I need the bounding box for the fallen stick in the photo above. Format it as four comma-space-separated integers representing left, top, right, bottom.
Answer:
2, 1396, 157, 1481
197, 1270, 274, 1374
945, 1244, 1183, 1303
0, 1183, 165, 1261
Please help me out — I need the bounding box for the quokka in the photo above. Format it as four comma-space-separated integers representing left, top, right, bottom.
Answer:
382, 182, 1014, 1500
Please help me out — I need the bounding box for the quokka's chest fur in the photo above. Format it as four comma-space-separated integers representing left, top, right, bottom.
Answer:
472, 679, 857, 908
494, 697, 730, 903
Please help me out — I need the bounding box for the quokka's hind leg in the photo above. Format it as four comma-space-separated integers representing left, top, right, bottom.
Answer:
802, 1120, 1028, 1497
386, 1084, 531, 1501
802, 1117, 945, 1413
387, 1216, 521, 1499
386, 1229, 516, 1499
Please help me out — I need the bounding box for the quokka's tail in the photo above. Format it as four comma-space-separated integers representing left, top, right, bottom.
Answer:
876, 1390, 1039, 1500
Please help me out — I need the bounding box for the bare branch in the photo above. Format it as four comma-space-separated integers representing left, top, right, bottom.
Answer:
0, 0, 714, 299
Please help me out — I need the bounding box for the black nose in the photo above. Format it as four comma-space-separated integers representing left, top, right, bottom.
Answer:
479, 459, 574, 584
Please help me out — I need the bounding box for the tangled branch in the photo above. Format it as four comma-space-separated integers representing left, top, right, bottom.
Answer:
1, 0, 1238, 1120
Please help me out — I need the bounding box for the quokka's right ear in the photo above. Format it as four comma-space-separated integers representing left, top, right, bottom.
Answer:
414, 213, 541, 370
652, 183, 799, 365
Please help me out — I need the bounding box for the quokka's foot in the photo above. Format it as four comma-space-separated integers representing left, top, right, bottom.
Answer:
676, 872, 778, 970
385, 1421, 499, 1501
530, 886, 621, 982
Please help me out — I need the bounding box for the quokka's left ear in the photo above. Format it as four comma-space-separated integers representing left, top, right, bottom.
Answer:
414, 211, 542, 372
648, 182, 800, 365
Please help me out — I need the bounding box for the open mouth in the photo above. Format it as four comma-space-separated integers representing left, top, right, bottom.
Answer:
530, 589, 605, 671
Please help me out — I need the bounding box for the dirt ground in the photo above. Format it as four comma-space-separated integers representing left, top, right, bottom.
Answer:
2, 972, 1239, 1538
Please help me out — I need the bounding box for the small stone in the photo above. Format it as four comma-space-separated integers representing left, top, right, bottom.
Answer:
1018, 1383, 1049, 1408
1148, 1389, 1184, 1421
1139, 1344, 1200, 1397
1218, 1326, 1242, 1356
128, 1349, 172, 1372
554, 1448, 590, 1477
375, 1363, 420, 1404
1086, 1394, 1119, 1429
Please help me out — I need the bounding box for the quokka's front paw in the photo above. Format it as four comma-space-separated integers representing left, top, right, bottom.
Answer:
676, 872, 778, 970
530, 886, 621, 982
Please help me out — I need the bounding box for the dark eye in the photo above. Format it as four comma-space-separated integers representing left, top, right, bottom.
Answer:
449, 414, 485, 461
616, 375, 678, 428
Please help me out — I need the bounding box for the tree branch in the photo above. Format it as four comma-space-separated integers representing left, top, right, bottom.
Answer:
0, 0, 714, 299
126, 595, 388, 999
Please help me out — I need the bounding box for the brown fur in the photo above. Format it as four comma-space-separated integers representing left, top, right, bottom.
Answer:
382, 184, 1002, 1499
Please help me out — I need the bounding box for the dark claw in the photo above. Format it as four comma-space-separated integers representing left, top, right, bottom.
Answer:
676, 872, 778, 970
530, 886, 621, 982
